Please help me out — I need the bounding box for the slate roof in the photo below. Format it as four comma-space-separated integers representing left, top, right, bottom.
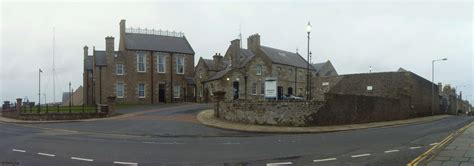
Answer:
203, 59, 219, 71
260, 46, 314, 70
85, 56, 93, 70
312, 61, 338, 76
124, 33, 194, 54
94, 50, 107, 67
204, 48, 255, 82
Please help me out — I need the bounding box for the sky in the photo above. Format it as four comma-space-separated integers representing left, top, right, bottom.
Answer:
1, 0, 473, 104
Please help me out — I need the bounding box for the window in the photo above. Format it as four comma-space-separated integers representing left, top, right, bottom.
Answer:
199, 86, 203, 97
251, 83, 257, 95
176, 56, 184, 74
138, 83, 145, 98
116, 64, 124, 75
137, 53, 146, 72
157, 53, 166, 73
256, 64, 262, 75
260, 82, 265, 95
210, 83, 214, 96
288, 87, 293, 95
199, 72, 202, 78
174, 85, 181, 98
116, 83, 124, 98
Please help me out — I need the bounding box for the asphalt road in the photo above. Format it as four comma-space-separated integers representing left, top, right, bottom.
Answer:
0, 103, 472, 166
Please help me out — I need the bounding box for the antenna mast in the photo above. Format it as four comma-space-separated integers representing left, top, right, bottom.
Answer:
239, 24, 242, 49
53, 27, 56, 104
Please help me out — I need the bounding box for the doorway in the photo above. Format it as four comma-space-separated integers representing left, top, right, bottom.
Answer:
277, 86, 283, 100
158, 84, 165, 103
233, 81, 239, 100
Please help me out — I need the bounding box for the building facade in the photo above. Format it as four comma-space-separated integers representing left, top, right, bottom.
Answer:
195, 34, 337, 102
83, 20, 195, 105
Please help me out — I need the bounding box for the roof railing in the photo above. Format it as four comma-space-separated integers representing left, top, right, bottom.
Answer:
125, 27, 185, 37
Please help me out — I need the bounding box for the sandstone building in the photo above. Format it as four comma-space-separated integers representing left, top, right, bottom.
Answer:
195, 34, 337, 102
83, 20, 195, 105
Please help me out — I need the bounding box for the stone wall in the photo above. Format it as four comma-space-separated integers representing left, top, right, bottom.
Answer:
218, 100, 323, 126
2, 111, 108, 121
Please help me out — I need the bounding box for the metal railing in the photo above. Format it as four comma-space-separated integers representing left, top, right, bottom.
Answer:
125, 27, 185, 37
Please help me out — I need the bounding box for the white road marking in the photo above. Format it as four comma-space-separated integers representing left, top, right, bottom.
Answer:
351, 153, 371, 158
430, 143, 439, 146
313, 158, 337, 162
37, 153, 55, 157
266, 161, 292, 166
12, 149, 26, 153
384, 150, 399, 153
142, 141, 183, 145
71, 157, 93, 162
114, 161, 138, 166
223, 142, 241, 145
410, 146, 421, 149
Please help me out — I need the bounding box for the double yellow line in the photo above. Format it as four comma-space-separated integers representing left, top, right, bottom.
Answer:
407, 121, 473, 166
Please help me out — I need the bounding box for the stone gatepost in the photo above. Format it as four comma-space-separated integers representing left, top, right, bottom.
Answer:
107, 96, 116, 115
16, 98, 22, 112
213, 91, 226, 118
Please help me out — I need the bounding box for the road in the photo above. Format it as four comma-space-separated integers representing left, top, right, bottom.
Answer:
0, 103, 472, 166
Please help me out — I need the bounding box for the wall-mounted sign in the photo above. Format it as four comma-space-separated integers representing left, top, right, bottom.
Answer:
265, 77, 277, 99
367, 86, 373, 91
322, 82, 329, 86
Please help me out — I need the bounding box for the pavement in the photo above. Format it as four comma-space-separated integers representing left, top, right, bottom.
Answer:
198, 109, 452, 133
416, 121, 474, 166
0, 103, 472, 166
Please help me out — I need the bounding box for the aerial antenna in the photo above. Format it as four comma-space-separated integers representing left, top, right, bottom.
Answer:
239, 23, 242, 49
53, 27, 56, 104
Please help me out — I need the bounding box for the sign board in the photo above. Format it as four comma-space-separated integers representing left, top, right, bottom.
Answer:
265, 77, 277, 99
322, 82, 329, 86
367, 86, 373, 91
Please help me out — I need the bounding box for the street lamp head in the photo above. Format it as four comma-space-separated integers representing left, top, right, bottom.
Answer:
442, 58, 448, 61
306, 21, 312, 33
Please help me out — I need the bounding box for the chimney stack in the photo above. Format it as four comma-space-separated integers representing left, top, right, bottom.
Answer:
230, 39, 240, 67
213, 53, 223, 71
120, 19, 126, 36
247, 33, 260, 51
83, 45, 89, 58
105, 36, 115, 53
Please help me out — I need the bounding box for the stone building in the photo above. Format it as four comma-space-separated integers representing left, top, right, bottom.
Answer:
83, 19, 195, 105
312, 69, 441, 117
195, 34, 336, 102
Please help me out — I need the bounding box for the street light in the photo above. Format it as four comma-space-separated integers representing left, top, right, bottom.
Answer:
38, 68, 43, 111
431, 58, 447, 116
69, 81, 72, 107
306, 21, 312, 100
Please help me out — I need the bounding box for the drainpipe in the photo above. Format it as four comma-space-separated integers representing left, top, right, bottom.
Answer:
170, 53, 173, 103
150, 51, 154, 104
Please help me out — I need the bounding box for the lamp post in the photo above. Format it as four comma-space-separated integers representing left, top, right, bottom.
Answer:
38, 68, 43, 111
306, 21, 312, 100
432, 58, 447, 116
69, 82, 72, 107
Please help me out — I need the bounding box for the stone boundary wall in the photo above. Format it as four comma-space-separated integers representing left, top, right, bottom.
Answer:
218, 100, 324, 126
1, 111, 108, 121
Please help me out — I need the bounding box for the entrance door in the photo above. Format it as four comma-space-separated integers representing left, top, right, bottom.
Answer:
233, 81, 239, 100
277, 86, 283, 100
158, 84, 165, 102
288, 87, 293, 95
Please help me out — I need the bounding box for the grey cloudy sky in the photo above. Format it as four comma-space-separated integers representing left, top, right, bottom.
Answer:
1, 0, 472, 104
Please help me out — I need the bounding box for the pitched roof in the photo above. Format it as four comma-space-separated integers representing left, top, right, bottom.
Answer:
94, 50, 107, 67
312, 61, 338, 76
260, 46, 313, 69
85, 56, 93, 70
124, 33, 194, 54
206, 67, 233, 82
203, 59, 219, 71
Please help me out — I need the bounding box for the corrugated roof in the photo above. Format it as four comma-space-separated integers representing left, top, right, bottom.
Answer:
94, 51, 107, 67
124, 33, 194, 54
260, 46, 313, 70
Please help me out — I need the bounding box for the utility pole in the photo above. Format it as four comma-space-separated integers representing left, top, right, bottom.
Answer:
431, 58, 447, 116
38, 68, 43, 111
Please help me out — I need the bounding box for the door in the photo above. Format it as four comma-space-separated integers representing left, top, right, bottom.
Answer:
277, 86, 283, 100
288, 87, 293, 96
233, 81, 239, 100
158, 84, 165, 103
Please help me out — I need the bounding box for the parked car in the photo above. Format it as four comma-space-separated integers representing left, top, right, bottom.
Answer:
282, 95, 304, 101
